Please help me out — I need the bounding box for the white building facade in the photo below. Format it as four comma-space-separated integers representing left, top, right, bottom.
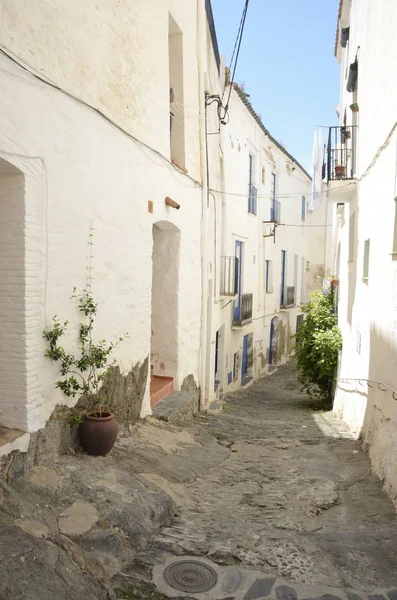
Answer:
0, 0, 224, 439
327, 0, 397, 504
202, 85, 321, 406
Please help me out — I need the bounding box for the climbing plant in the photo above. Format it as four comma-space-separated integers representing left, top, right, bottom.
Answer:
43, 225, 127, 421
294, 288, 342, 403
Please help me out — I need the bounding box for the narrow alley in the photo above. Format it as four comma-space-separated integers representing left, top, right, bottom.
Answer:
128, 363, 397, 599
2, 364, 397, 599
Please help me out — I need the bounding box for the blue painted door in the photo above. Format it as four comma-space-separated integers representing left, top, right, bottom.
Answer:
242, 334, 249, 378
281, 250, 286, 306
233, 241, 243, 321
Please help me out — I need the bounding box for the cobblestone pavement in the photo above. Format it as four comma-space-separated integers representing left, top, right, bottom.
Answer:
2, 362, 397, 600
124, 363, 397, 599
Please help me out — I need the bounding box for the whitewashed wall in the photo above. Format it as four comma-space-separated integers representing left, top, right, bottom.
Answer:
330, 0, 397, 505
0, 0, 205, 432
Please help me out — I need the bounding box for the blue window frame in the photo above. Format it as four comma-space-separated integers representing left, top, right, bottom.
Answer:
301, 196, 306, 221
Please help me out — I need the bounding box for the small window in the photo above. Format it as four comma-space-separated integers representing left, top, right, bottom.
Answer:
265, 260, 273, 293
301, 196, 306, 221
262, 166, 266, 185
348, 213, 356, 262
392, 197, 397, 254
248, 154, 257, 215
363, 239, 370, 279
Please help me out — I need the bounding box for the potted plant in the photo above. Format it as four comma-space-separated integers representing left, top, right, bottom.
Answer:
43, 229, 127, 456
334, 165, 346, 178
330, 274, 339, 287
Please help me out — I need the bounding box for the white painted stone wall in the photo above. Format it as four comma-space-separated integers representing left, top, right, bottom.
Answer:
330, 0, 397, 504
204, 86, 317, 405
0, 0, 207, 432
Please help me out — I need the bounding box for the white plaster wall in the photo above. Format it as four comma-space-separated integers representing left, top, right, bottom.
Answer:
0, 0, 202, 180
0, 0, 204, 431
330, 0, 397, 503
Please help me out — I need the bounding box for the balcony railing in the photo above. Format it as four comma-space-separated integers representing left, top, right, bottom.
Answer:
270, 199, 281, 223
281, 286, 295, 308
233, 293, 253, 326
325, 125, 357, 182
248, 184, 257, 214
220, 256, 238, 296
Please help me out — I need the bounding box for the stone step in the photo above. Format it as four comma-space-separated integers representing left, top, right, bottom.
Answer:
150, 375, 174, 408
151, 390, 198, 426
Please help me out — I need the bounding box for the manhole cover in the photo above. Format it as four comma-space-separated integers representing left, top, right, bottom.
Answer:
163, 559, 218, 593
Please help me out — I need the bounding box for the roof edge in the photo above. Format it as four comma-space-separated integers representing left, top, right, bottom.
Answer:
232, 84, 312, 181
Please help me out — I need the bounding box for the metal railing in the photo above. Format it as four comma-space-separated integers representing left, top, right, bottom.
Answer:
248, 184, 257, 214
270, 199, 281, 223
220, 256, 238, 296
326, 125, 357, 182
233, 293, 253, 325
281, 286, 295, 308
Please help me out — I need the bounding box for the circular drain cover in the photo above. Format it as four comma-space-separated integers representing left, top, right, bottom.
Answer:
163, 559, 218, 593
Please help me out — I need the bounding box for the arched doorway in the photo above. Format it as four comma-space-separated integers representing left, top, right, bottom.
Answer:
0, 158, 26, 430
269, 316, 279, 367
150, 221, 180, 405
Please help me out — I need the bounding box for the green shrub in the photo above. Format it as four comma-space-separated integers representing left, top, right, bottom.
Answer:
295, 289, 342, 402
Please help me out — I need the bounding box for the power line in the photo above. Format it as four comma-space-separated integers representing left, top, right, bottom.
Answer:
221, 0, 250, 119
209, 181, 356, 199
0, 46, 202, 188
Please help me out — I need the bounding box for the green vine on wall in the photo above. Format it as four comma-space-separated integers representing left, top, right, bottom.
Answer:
43, 224, 128, 421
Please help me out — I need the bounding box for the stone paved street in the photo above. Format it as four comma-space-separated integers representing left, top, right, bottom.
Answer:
124, 363, 397, 599
2, 362, 397, 600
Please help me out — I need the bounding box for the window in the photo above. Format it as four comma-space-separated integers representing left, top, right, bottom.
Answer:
301, 196, 306, 221
262, 166, 266, 185
300, 256, 305, 304
392, 197, 397, 254
248, 154, 257, 214
348, 212, 356, 262
169, 15, 185, 168
363, 239, 370, 279
270, 173, 278, 221
294, 254, 298, 292
265, 260, 273, 293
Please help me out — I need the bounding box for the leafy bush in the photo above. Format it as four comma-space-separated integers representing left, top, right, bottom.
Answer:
295, 289, 342, 402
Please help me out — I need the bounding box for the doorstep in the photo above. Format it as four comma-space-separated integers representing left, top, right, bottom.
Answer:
0, 426, 30, 458
150, 376, 174, 408
151, 390, 198, 426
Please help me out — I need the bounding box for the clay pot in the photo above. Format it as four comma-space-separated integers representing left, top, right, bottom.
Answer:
79, 412, 118, 456
335, 165, 346, 178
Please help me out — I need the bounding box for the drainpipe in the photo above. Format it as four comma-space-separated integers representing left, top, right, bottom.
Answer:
197, 0, 209, 410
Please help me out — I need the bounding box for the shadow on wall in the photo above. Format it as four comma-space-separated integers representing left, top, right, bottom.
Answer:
347, 210, 358, 326
334, 323, 397, 507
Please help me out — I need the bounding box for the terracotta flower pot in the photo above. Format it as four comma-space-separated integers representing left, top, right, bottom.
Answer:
79, 412, 118, 456
335, 165, 346, 178
331, 279, 339, 287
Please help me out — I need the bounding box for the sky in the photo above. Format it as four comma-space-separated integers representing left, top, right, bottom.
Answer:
211, 0, 340, 172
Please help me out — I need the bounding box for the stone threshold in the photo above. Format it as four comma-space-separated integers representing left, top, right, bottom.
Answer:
0, 426, 30, 458
151, 390, 198, 426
